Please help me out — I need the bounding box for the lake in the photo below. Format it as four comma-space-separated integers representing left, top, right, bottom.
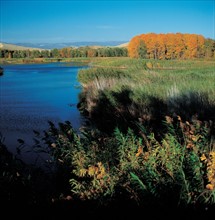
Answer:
0, 62, 86, 165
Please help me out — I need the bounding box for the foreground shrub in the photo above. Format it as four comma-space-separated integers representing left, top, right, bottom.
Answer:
1, 115, 214, 213
44, 116, 214, 209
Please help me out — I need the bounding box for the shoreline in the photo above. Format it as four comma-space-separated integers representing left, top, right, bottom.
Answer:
0, 57, 92, 65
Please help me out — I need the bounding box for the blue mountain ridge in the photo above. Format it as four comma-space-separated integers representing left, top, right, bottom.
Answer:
13, 41, 128, 49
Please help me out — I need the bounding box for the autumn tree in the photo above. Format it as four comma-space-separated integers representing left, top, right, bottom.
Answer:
128, 33, 209, 60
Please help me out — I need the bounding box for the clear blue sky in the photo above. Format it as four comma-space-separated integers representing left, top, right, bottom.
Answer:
0, 0, 214, 43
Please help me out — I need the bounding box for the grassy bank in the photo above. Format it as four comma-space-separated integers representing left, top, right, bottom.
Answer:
78, 58, 215, 132
0, 57, 124, 65
0, 57, 92, 65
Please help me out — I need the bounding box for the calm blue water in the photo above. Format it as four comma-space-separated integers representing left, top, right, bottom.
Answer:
0, 62, 86, 164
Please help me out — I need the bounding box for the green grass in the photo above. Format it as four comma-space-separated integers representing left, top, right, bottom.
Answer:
78, 58, 215, 132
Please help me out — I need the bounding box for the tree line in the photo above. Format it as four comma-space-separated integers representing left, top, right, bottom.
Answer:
0, 46, 128, 59
1, 33, 214, 60
128, 33, 215, 59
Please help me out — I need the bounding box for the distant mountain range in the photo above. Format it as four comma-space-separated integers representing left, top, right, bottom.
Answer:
2, 41, 128, 50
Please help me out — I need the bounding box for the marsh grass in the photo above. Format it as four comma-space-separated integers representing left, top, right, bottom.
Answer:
78, 58, 215, 132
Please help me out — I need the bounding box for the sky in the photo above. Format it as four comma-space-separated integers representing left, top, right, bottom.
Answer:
0, 0, 214, 43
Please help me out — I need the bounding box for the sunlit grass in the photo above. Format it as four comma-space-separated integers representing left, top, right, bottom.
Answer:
78, 58, 215, 103
77, 57, 215, 133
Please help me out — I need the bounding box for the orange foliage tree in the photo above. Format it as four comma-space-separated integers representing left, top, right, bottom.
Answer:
128, 33, 208, 59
